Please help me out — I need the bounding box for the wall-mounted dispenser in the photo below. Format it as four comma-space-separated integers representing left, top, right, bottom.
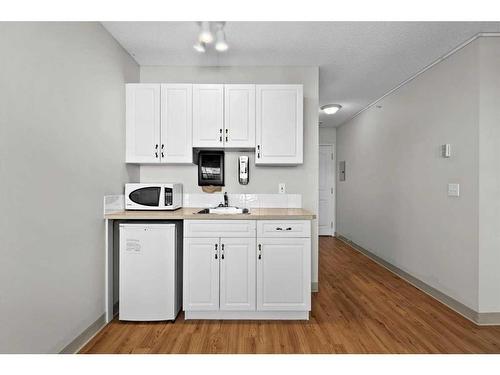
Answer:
239, 156, 249, 185
198, 150, 225, 186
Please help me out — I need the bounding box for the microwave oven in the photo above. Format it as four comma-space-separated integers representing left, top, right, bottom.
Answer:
125, 183, 183, 210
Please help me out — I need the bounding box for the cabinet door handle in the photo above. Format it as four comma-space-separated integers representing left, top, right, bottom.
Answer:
215, 243, 218, 259
219, 128, 223, 142
258, 244, 262, 260
257, 145, 260, 158
225, 128, 228, 142
221, 243, 225, 260
155, 144, 159, 158
161, 144, 164, 158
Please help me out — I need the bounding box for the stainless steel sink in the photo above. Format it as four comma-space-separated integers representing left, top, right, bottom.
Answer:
197, 206, 249, 215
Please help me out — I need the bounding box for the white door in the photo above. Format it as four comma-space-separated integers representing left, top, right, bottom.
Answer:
219, 237, 256, 311
126, 84, 161, 163
160, 84, 193, 163
183, 237, 220, 311
319, 144, 335, 235
193, 84, 224, 148
255, 85, 303, 165
119, 224, 176, 321
224, 84, 255, 148
256, 237, 311, 311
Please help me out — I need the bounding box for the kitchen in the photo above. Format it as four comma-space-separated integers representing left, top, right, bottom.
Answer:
3, 3, 500, 372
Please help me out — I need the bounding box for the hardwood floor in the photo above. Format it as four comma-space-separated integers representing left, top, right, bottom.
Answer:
80, 237, 500, 354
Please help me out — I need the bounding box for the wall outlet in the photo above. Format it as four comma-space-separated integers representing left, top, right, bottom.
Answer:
279, 183, 286, 194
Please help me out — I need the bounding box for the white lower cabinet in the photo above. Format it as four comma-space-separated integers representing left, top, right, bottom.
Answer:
183, 220, 311, 320
183, 237, 220, 311
256, 237, 311, 311
219, 237, 256, 311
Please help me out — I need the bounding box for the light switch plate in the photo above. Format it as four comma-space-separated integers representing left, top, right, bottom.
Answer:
279, 183, 286, 194
442, 144, 451, 158
448, 183, 460, 197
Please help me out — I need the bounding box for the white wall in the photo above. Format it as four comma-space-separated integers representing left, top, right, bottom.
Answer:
139, 66, 320, 284
478, 37, 500, 312
336, 40, 480, 310
0, 22, 139, 353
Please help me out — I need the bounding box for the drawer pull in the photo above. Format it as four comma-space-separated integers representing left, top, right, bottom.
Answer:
276, 227, 283, 231
286, 227, 292, 231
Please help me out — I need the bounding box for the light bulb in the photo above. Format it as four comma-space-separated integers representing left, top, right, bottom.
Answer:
193, 41, 206, 53
215, 28, 229, 52
199, 21, 214, 44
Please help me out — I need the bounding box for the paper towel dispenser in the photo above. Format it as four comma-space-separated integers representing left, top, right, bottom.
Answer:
198, 151, 225, 186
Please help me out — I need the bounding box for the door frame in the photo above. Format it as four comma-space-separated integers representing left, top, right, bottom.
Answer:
319, 143, 336, 236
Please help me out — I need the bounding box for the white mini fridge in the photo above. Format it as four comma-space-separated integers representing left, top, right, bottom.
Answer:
119, 223, 182, 321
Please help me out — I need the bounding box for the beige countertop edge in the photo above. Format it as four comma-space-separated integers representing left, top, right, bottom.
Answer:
104, 208, 316, 220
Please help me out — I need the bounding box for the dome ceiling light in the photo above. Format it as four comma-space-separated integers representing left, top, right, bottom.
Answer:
321, 104, 342, 115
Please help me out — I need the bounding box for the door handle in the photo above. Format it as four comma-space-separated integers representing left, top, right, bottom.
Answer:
258, 244, 262, 260
215, 243, 218, 259
221, 243, 225, 260
161, 144, 164, 158
257, 145, 260, 158
154, 144, 159, 158
225, 128, 228, 142
219, 128, 223, 142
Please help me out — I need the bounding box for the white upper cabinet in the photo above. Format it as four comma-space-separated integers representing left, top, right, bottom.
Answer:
224, 85, 256, 148
193, 84, 224, 148
255, 85, 303, 165
126, 84, 161, 163
126, 83, 304, 165
160, 84, 193, 163
126, 83, 192, 164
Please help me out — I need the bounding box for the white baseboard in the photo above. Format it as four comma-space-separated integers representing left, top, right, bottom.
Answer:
59, 314, 107, 354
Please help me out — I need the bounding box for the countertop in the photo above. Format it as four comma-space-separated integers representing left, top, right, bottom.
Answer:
104, 207, 316, 220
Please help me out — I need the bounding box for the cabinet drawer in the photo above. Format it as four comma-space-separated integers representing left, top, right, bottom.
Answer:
257, 220, 310, 238
184, 220, 256, 238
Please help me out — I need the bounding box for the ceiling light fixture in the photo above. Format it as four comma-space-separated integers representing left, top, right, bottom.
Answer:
215, 24, 229, 52
193, 41, 206, 53
321, 104, 342, 115
198, 21, 214, 44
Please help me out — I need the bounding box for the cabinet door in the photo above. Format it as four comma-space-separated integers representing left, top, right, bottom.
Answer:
257, 237, 311, 311
126, 84, 161, 163
193, 84, 224, 148
219, 237, 256, 311
160, 84, 193, 163
183, 237, 220, 311
224, 84, 255, 148
255, 85, 303, 165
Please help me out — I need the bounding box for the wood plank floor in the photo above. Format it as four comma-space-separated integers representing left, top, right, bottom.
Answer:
80, 237, 500, 354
